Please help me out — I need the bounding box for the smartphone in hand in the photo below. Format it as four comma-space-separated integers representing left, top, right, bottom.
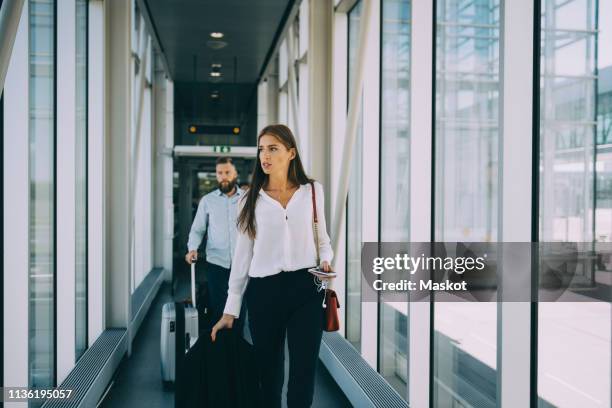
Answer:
308, 267, 337, 278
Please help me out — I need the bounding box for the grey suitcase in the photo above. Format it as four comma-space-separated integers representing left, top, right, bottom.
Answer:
160, 262, 199, 384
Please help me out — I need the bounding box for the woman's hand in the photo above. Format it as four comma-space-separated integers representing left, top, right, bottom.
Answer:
320, 261, 335, 281
211, 313, 235, 342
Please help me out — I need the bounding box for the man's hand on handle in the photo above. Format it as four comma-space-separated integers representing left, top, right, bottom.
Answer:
211, 314, 235, 342
185, 250, 198, 264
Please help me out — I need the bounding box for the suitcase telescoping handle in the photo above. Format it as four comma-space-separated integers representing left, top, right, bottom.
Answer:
190, 260, 197, 308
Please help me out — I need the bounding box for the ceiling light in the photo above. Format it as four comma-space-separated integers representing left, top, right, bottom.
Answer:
210, 72, 221, 77
211, 93, 219, 99
211, 63, 222, 69
210, 32, 224, 39
206, 40, 228, 50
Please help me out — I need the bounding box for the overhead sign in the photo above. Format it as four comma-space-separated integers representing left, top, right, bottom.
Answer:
187, 125, 240, 135
174, 146, 257, 158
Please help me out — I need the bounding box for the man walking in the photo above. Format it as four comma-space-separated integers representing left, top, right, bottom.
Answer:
185, 157, 244, 323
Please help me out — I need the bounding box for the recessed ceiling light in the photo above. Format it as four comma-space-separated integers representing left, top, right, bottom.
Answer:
211, 93, 219, 99
210, 32, 224, 39
210, 72, 221, 77
211, 63, 222, 69
206, 40, 228, 50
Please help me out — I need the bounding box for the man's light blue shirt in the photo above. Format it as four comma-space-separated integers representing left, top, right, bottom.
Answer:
187, 187, 244, 269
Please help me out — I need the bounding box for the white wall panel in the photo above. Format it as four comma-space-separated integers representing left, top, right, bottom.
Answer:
3, 2, 29, 398
408, 0, 434, 405
88, 0, 106, 346
106, 0, 132, 333
499, 0, 534, 406
56, 0, 77, 384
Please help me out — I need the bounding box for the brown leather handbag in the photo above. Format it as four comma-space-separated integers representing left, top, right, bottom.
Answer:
323, 289, 340, 332
310, 182, 340, 332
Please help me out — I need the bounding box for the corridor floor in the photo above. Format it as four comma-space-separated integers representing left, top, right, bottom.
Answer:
101, 281, 351, 408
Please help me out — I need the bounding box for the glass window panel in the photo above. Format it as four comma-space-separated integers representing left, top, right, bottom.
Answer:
299, 0, 309, 57
75, 0, 88, 361
279, 38, 288, 86
379, 0, 411, 399
538, 1, 611, 407
346, 0, 363, 352
29, 0, 56, 396
433, 0, 501, 406
279, 91, 288, 125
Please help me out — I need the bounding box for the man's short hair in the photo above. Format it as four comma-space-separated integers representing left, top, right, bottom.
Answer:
216, 157, 233, 166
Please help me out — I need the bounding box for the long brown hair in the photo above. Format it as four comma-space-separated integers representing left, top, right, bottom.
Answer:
238, 124, 313, 239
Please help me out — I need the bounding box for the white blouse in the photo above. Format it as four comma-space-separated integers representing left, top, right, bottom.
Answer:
223, 181, 333, 317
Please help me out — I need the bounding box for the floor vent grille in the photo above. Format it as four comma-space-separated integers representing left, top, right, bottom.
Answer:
321, 332, 408, 408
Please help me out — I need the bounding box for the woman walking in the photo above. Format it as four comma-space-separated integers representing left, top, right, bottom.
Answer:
211, 124, 334, 408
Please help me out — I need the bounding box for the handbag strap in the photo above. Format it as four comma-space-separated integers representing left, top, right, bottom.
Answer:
310, 182, 336, 302
310, 182, 320, 266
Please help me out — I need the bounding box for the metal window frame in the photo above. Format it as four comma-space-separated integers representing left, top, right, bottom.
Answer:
531, 1, 541, 406
53, 0, 59, 387
83, 0, 89, 358
0, 10, 2, 395
0, 0, 3, 386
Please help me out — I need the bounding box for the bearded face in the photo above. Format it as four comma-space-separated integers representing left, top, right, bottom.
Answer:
216, 162, 238, 194
218, 176, 237, 193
